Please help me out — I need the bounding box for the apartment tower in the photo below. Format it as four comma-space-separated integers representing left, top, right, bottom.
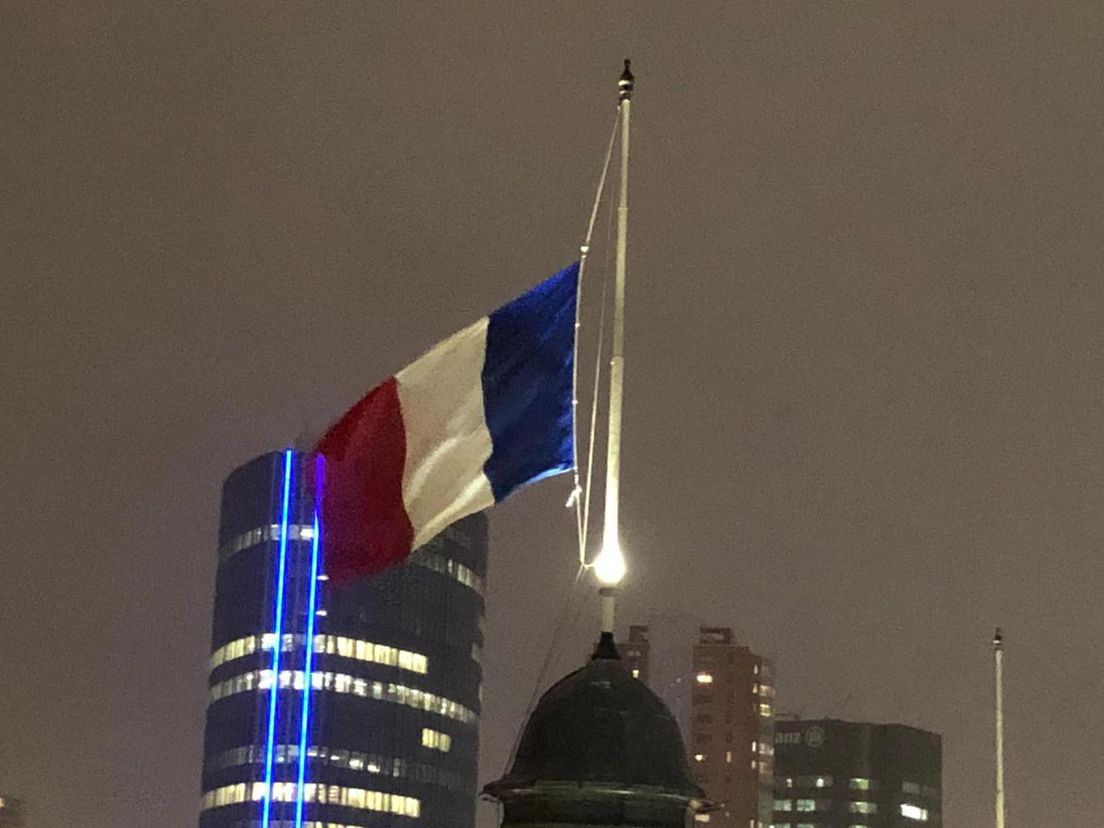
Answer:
621, 623, 774, 828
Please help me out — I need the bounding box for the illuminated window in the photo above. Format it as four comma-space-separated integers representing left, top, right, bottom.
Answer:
631, 669, 640, 678
815, 777, 829, 788
218, 522, 317, 564
849, 801, 877, 814
208, 669, 476, 724
200, 782, 420, 818
203, 743, 474, 792
421, 728, 452, 752
693, 753, 705, 762
849, 778, 872, 790
795, 799, 817, 812
775, 799, 793, 811
758, 703, 772, 717
696, 672, 714, 684
409, 549, 485, 595
210, 634, 428, 675
901, 804, 929, 821
220, 523, 481, 593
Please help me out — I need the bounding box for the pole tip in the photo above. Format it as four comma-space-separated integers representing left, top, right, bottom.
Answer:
993, 627, 1003, 649
618, 59, 634, 101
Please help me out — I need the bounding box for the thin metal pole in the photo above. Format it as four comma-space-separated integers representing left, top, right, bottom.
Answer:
599, 60, 633, 635
995, 628, 1005, 828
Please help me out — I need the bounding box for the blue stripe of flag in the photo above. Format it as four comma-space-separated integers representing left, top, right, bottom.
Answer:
481, 261, 578, 502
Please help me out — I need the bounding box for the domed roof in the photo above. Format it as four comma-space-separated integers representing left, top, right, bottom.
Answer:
485, 655, 705, 802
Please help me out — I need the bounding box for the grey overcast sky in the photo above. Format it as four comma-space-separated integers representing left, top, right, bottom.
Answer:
3, 3, 1103, 826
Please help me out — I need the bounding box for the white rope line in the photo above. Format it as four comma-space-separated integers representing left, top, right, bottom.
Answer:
580, 181, 617, 567
501, 114, 620, 779
502, 217, 613, 771
570, 116, 619, 563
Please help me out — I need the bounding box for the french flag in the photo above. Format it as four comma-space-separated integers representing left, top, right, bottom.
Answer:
315, 262, 578, 585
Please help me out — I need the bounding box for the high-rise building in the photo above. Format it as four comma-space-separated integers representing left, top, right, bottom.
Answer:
771, 719, 942, 827
200, 450, 487, 828
620, 623, 775, 828
0, 796, 25, 828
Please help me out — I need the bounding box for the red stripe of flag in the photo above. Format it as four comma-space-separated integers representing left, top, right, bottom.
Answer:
314, 377, 414, 585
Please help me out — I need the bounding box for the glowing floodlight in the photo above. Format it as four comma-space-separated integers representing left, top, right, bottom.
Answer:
593, 542, 626, 586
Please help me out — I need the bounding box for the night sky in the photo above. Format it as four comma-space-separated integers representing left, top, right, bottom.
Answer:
4, 4, 1103, 826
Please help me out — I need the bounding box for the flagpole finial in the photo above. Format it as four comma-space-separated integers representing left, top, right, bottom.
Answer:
618, 59, 634, 102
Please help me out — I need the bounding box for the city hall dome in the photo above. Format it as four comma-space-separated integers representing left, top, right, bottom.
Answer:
484, 649, 708, 828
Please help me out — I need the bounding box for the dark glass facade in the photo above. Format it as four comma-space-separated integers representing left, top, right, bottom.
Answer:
772, 719, 942, 827
200, 451, 487, 828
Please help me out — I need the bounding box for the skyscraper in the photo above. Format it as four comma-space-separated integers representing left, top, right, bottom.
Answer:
772, 719, 942, 827
620, 623, 775, 828
200, 450, 487, 828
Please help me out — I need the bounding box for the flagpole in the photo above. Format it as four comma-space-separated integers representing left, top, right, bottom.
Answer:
994, 628, 1005, 828
593, 60, 633, 650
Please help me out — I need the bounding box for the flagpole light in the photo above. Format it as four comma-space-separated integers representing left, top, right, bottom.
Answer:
593, 543, 626, 586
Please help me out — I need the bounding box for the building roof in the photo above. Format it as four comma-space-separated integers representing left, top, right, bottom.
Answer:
485, 655, 705, 802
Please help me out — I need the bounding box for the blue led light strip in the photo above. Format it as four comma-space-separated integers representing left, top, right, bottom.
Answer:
294, 456, 324, 827
262, 449, 294, 828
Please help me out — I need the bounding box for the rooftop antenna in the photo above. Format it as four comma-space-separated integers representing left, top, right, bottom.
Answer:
592, 59, 633, 659
994, 628, 1006, 828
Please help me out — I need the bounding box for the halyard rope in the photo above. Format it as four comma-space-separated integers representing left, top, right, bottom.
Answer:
500, 113, 620, 780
